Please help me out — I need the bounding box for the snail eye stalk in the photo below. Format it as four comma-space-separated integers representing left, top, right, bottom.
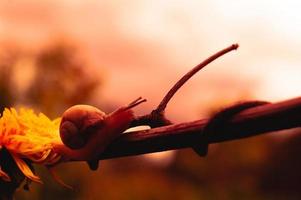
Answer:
125, 97, 147, 110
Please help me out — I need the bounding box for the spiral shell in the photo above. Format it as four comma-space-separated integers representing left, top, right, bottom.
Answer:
59, 105, 106, 149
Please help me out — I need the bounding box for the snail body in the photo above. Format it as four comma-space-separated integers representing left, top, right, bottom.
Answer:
57, 97, 146, 161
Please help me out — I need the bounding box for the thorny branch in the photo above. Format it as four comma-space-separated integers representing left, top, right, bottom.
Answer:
94, 43, 301, 160
99, 96, 301, 160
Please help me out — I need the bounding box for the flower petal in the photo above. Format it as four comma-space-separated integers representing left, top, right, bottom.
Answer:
11, 153, 42, 184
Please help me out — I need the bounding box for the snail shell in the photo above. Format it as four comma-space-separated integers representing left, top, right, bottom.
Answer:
60, 105, 106, 149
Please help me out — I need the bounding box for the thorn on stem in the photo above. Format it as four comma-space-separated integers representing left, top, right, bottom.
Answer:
155, 43, 240, 114
129, 43, 240, 128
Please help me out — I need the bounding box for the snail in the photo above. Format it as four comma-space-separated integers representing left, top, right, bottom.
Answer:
57, 97, 146, 162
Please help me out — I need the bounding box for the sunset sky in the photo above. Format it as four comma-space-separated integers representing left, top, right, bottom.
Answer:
1, 0, 301, 122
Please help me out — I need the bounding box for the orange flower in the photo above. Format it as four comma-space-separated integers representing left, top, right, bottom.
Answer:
0, 108, 62, 183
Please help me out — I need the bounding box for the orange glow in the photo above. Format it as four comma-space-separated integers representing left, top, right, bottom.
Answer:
143, 151, 176, 167
1, 1, 301, 198
255, 63, 301, 101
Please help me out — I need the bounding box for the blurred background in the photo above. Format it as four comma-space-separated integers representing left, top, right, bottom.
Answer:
1, 0, 301, 199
